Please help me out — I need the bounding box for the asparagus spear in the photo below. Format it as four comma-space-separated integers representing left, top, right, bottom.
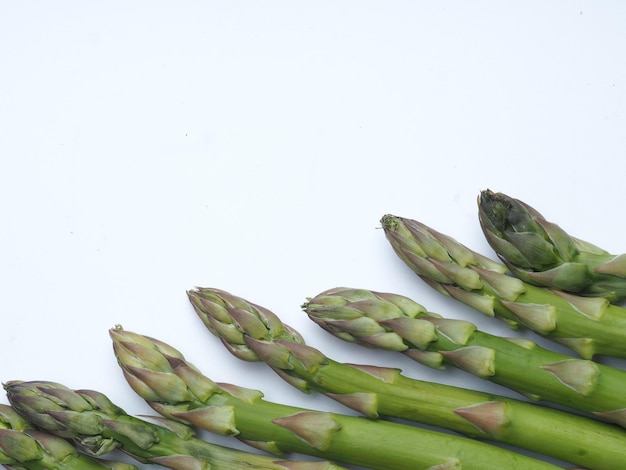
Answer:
108, 326, 566, 470
4, 381, 343, 470
188, 286, 626, 470
380, 213, 626, 360
303, 287, 626, 431
0, 403, 135, 470
478, 189, 626, 301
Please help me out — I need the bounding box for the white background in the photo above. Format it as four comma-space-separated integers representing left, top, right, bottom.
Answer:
2, 2, 626, 468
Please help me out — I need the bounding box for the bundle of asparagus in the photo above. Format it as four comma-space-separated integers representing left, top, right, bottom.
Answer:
187, 287, 626, 470
379, 213, 626, 360
6, 189, 626, 470
107, 326, 566, 470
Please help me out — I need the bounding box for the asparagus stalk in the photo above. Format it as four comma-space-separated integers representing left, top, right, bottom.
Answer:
303, 287, 626, 431
188, 286, 626, 470
4, 381, 343, 470
0, 403, 135, 470
478, 189, 626, 301
380, 213, 626, 360
108, 326, 566, 470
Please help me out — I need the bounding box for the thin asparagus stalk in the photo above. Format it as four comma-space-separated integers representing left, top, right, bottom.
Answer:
380, 213, 626, 360
188, 286, 626, 470
478, 189, 626, 301
0, 403, 135, 470
4, 381, 343, 470
108, 326, 566, 470
303, 287, 626, 431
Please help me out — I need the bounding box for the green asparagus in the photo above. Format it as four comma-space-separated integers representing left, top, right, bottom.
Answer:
478, 189, 626, 301
304, 287, 626, 430
109, 326, 567, 470
0, 403, 135, 470
4, 380, 344, 470
380, 213, 626, 359
188, 286, 626, 470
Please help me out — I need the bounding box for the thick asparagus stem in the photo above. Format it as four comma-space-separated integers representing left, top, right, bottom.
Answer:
478, 189, 626, 301
188, 287, 626, 470
303, 287, 626, 430
380, 213, 626, 360
0, 403, 135, 470
109, 326, 566, 470
4, 381, 343, 470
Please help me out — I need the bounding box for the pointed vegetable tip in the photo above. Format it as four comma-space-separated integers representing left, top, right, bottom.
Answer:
303, 287, 440, 352
4, 381, 97, 435
111, 327, 222, 408
4, 380, 131, 455
187, 287, 305, 362
381, 214, 506, 293
478, 190, 626, 300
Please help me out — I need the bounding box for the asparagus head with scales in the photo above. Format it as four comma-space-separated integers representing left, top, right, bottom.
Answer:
187, 286, 626, 470
478, 189, 626, 301
108, 325, 567, 470
379, 213, 626, 360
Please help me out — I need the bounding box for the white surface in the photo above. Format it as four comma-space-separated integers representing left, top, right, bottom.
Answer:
2, 2, 626, 468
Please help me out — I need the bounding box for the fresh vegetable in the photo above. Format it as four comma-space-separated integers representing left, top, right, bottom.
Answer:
4, 380, 341, 470
109, 326, 566, 470
0, 403, 135, 470
380, 213, 626, 360
303, 286, 626, 430
478, 189, 626, 301
188, 286, 626, 470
